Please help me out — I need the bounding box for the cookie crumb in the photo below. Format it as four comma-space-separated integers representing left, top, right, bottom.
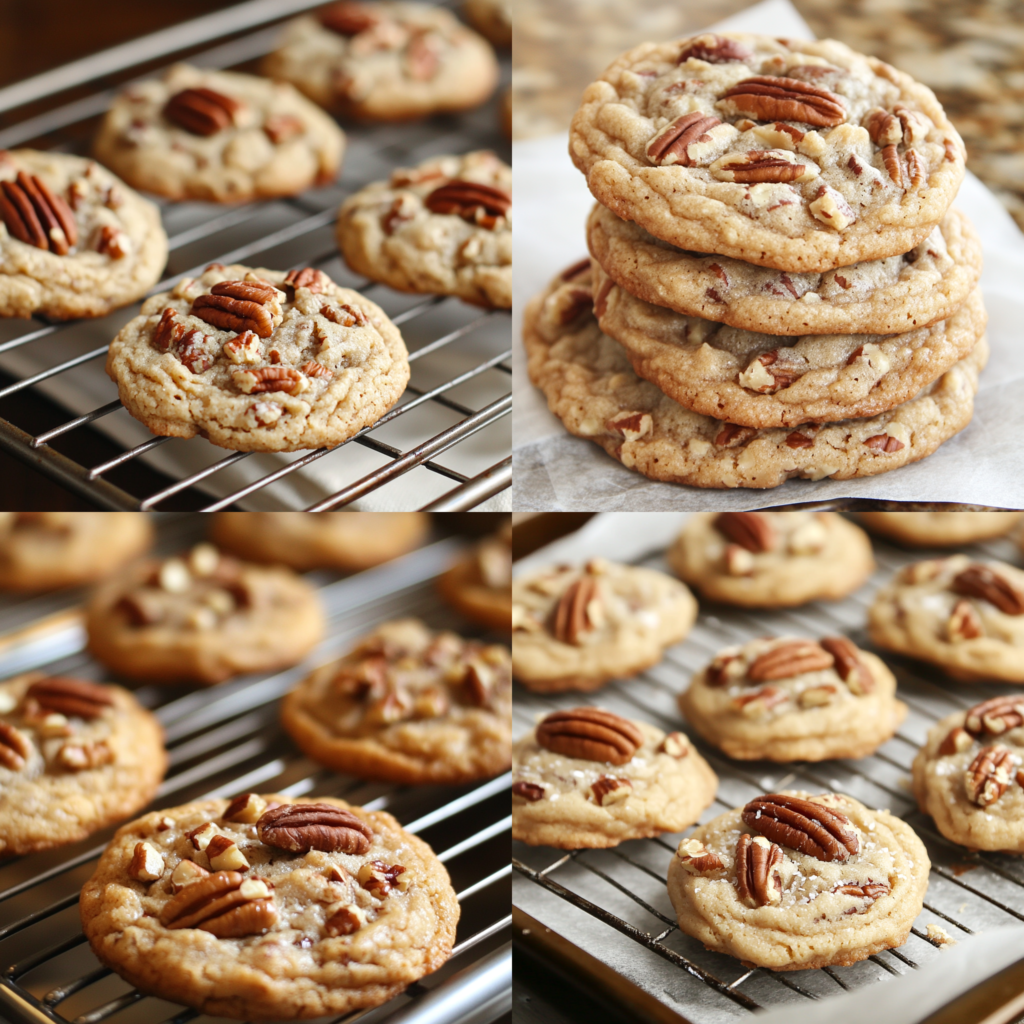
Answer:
926, 923, 956, 947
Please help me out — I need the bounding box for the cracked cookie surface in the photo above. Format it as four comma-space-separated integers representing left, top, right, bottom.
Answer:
437, 522, 511, 632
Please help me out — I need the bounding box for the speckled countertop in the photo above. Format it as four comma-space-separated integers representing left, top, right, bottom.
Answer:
513, 0, 1024, 231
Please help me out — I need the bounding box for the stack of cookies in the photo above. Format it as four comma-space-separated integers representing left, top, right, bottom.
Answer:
525, 32, 988, 490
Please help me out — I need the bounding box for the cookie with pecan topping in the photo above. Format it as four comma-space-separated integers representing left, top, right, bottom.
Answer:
437, 521, 511, 631
0, 672, 166, 855
282, 619, 510, 784
858, 511, 1024, 547
667, 791, 929, 969
93, 64, 344, 202
80, 794, 458, 1019
337, 151, 511, 309
85, 543, 324, 684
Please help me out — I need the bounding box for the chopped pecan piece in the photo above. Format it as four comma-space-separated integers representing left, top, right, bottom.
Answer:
24, 677, 113, 719
605, 411, 652, 442
284, 267, 329, 294
675, 838, 725, 874
906, 150, 926, 189
832, 881, 890, 904
320, 301, 367, 327
0, 171, 78, 254
732, 685, 787, 717
863, 433, 904, 453
174, 329, 213, 374
735, 833, 784, 907
965, 696, 1024, 737
301, 360, 333, 379
660, 732, 690, 758
947, 599, 983, 642
425, 180, 510, 229
512, 780, 545, 802
160, 871, 277, 937
799, 684, 837, 708
233, 366, 306, 395
725, 543, 755, 576
706, 653, 739, 687
819, 637, 873, 695
96, 224, 128, 259
938, 726, 972, 757
809, 184, 856, 230
646, 112, 723, 167
550, 575, 600, 645
57, 740, 113, 771
152, 308, 185, 352
742, 794, 860, 862
714, 511, 776, 553
719, 76, 846, 127
951, 564, 1024, 616
591, 775, 631, 806
358, 861, 407, 897
263, 114, 304, 144
320, 1, 380, 34
406, 31, 440, 81
192, 279, 280, 338
257, 803, 374, 854
710, 149, 811, 183
129, 841, 165, 882
747, 640, 834, 682
170, 859, 209, 893
714, 422, 754, 447
965, 745, 1016, 807
325, 904, 366, 935
678, 34, 752, 64
786, 432, 814, 449
863, 108, 902, 145
223, 330, 262, 364
535, 707, 643, 765
223, 792, 268, 824
164, 87, 241, 136
207, 835, 249, 871
0, 722, 30, 770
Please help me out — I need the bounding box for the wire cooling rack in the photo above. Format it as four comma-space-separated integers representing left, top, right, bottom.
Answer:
0, 515, 511, 1024
0, 0, 511, 511
513, 521, 1024, 1024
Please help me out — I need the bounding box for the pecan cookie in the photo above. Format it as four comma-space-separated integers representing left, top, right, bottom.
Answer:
512, 707, 717, 849
210, 511, 429, 572
869, 555, 1024, 683
282, 619, 510, 784
679, 636, 906, 761
463, 0, 510, 48
93, 64, 345, 202
263, 1, 499, 122
0, 672, 166, 855
591, 259, 986, 429
858, 511, 1024, 547
85, 543, 325, 685
336, 151, 511, 309
80, 794, 458, 1019
105, 263, 410, 452
570, 34, 965, 271
912, 696, 1024, 851
437, 522, 511, 631
667, 791, 929, 970
587, 203, 983, 337
0, 512, 153, 591
668, 512, 874, 607
523, 265, 986, 489
513, 560, 697, 692
0, 149, 166, 320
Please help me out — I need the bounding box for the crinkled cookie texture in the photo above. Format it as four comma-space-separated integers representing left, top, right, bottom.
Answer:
463, 0, 510, 48
0, 149, 166, 319
512, 559, 697, 692
263, 1, 498, 121
587, 203, 983, 336
667, 791, 929, 970
437, 522, 511, 632
512, 713, 717, 848
869, 555, 1024, 683
570, 34, 965, 271
591, 260, 986, 429
0, 673, 166, 856
94, 64, 345, 202
0, 512, 152, 591
282, 619, 510, 784
679, 635, 906, 761
80, 795, 459, 1020
859, 511, 1024, 547
85, 543, 325, 685
669, 512, 874, 607
210, 511, 428, 572
337, 150, 511, 309
523, 265, 985, 489
105, 263, 410, 453
912, 697, 1024, 852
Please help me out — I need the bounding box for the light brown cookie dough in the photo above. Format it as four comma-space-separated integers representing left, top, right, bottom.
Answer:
869, 555, 1024, 683
513, 707, 717, 848
858, 511, 1024, 547
0, 149, 166, 320
912, 696, 1024, 851
0, 512, 153, 591
570, 34, 965, 271
337, 151, 510, 309
0, 673, 166, 856
523, 264, 986, 490
669, 512, 874, 607
463, 0, 510, 48
210, 511, 428, 572
282, 619, 510, 784
80, 794, 459, 1020
437, 522, 511, 631
105, 263, 410, 453
679, 635, 906, 761
263, 1, 499, 122
85, 543, 325, 685
667, 791, 929, 970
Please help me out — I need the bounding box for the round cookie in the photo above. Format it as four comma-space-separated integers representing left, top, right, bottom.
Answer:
512, 559, 697, 692
570, 34, 966, 271
0, 512, 153, 591
0, 149, 166, 320
437, 523, 511, 631
105, 263, 410, 453
512, 707, 717, 848
85, 543, 325, 685
463, 0, 510, 48
94, 64, 345, 203
669, 512, 874, 607
912, 696, 1024, 852
667, 791, 929, 970
868, 555, 1024, 683
263, 1, 499, 122
591, 259, 986, 429
859, 511, 1024, 547
210, 511, 428, 572
523, 264, 987, 489
337, 151, 511, 309
281, 619, 510, 784
80, 794, 459, 1020
0, 673, 166, 856
679, 635, 906, 761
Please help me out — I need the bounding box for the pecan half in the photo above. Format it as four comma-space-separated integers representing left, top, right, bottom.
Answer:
863, 108, 902, 146
284, 267, 329, 294
152, 308, 185, 352
320, 1, 380, 34
951, 564, 1024, 616
0, 723, 30, 771
938, 726, 972, 757
164, 88, 241, 136
882, 144, 904, 187
832, 881, 890, 902
535, 707, 644, 765
646, 112, 723, 167
160, 871, 277, 937
747, 640, 834, 682
719, 76, 846, 127
819, 637, 873, 695
742, 794, 860, 862
735, 833, 783, 907
591, 775, 631, 806
678, 34, 752, 64
675, 838, 725, 874
550, 575, 600, 645
0, 171, 78, 254
192, 279, 280, 338
24, 677, 113, 719
320, 301, 367, 327
906, 150, 926, 189
965, 696, 1024, 737
257, 803, 374, 854
233, 366, 306, 395
710, 149, 810, 183
512, 780, 545, 802
947, 599, 983, 642
965, 745, 1016, 807
714, 511, 777, 553
425, 180, 510, 229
